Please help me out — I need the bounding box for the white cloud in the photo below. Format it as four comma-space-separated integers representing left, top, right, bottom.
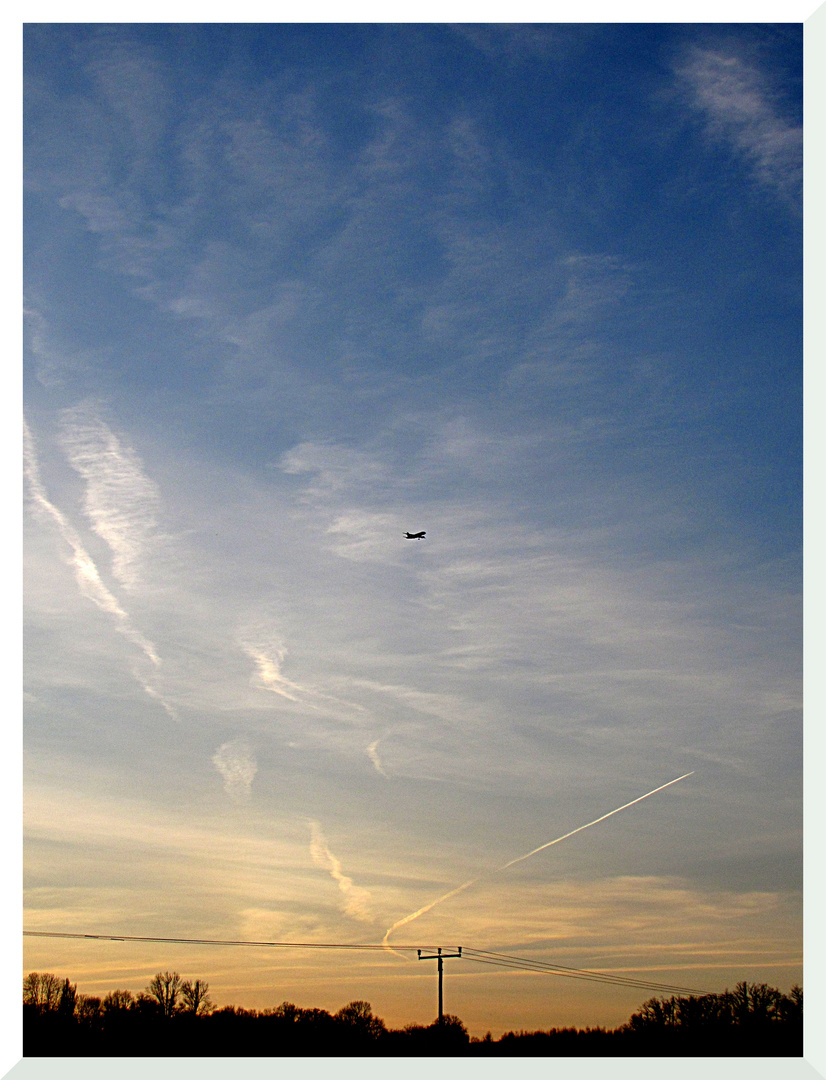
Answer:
676, 48, 802, 202
241, 641, 302, 703
82, 34, 169, 157
132, 669, 179, 722
279, 441, 387, 500
24, 306, 95, 390
366, 740, 388, 777
23, 417, 160, 669
238, 626, 373, 723
22, 415, 195, 726
212, 740, 258, 802
325, 511, 405, 563
308, 821, 374, 923
346, 677, 488, 728
59, 402, 161, 591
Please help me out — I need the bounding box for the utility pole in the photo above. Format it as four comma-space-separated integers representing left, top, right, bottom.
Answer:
417, 946, 462, 1021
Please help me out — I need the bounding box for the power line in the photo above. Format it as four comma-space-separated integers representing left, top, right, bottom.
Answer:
461, 953, 690, 993
23, 930, 713, 997
23, 931, 422, 952
460, 949, 713, 996
463, 948, 712, 994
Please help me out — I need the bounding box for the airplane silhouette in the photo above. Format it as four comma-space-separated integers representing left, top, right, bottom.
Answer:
404, 531, 426, 539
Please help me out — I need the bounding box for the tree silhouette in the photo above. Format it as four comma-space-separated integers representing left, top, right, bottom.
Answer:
334, 999, 386, 1041
784, 985, 803, 1023
181, 978, 213, 1015
102, 989, 134, 1016
728, 981, 783, 1027
22, 969, 802, 1057
23, 972, 63, 1014
268, 1001, 300, 1023
76, 995, 102, 1029
56, 978, 78, 1019
624, 982, 803, 1056
429, 1013, 469, 1051
146, 971, 182, 1018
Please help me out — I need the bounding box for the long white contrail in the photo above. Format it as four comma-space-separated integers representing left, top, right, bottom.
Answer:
382, 771, 694, 947
499, 771, 695, 870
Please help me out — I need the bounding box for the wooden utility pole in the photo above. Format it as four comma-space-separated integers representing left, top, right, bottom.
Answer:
417, 947, 462, 1021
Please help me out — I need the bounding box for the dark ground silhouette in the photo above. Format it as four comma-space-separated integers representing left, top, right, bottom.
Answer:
22, 970, 803, 1056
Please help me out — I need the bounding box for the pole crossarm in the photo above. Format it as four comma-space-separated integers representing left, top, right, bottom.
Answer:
417, 946, 462, 1021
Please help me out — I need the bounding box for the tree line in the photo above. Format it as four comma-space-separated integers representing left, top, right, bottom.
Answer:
23, 969, 802, 1056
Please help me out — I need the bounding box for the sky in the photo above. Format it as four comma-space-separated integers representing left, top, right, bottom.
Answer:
21, 21, 804, 1039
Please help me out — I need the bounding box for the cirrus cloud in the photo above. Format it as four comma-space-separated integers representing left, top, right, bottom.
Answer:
309, 821, 374, 923
212, 740, 258, 802
676, 46, 802, 204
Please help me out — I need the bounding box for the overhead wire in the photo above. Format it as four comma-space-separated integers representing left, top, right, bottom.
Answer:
23, 931, 417, 952
460, 953, 693, 994
23, 930, 713, 997
463, 947, 710, 992
460, 948, 712, 996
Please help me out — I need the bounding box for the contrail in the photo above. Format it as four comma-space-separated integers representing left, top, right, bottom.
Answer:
382, 772, 694, 947
382, 879, 478, 946
499, 771, 695, 870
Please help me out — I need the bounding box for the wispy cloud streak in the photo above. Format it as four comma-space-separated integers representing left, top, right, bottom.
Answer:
59, 403, 160, 591
133, 670, 179, 722
23, 417, 184, 722
366, 740, 387, 777
677, 48, 801, 202
382, 772, 695, 945
241, 642, 303, 702
240, 632, 372, 722
24, 418, 160, 667
309, 821, 373, 923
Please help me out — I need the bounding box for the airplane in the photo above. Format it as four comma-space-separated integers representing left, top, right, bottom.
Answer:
404, 531, 426, 539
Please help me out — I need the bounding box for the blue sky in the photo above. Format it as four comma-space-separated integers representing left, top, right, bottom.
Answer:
22, 22, 803, 1036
